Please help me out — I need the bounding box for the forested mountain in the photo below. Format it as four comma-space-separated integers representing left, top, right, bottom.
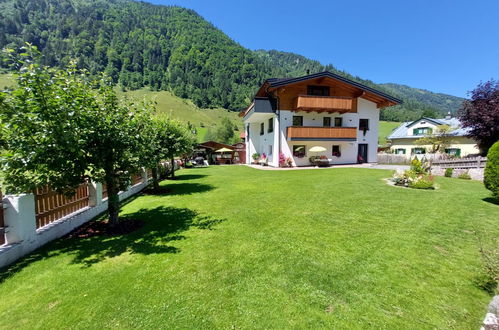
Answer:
254, 50, 465, 121
0, 0, 464, 121
379, 83, 464, 116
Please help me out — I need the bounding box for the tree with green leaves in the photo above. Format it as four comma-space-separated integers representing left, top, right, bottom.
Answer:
162, 119, 196, 179
86, 81, 153, 225
215, 117, 237, 145
484, 141, 499, 201
0, 45, 154, 226
415, 125, 455, 154
143, 117, 177, 192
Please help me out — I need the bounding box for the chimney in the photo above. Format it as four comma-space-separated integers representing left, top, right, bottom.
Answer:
445, 111, 452, 120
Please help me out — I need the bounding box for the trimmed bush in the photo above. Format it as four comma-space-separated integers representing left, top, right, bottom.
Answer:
409, 178, 435, 190
458, 172, 471, 180
484, 141, 499, 200
444, 168, 453, 177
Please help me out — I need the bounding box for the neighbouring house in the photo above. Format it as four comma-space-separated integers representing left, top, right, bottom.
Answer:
387, 116, 479, 158
240, 71, 402, 166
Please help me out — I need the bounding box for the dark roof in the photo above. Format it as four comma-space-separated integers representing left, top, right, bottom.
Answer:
196, 141, 235, 150
405, 117, 444, 128
264, 71, 402, 104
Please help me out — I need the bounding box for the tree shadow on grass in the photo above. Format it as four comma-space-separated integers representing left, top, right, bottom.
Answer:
151, 182, 215, 196
482, 197, 499, 205
171, 174, 208, 181
0, 206, 225, 282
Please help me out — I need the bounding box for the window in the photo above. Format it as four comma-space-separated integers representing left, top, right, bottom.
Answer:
292, 116, 303, 126
413, 127, 432, 135
268, 118, 273, 133
334, 117, 343, 127
260, 122, 264, 135
293, 145, 306, 158
395, 148, 406, 155
323, 117, 331, 127
445, 148, 461, 157
411, 148, 426, 155
359, 119, 369, 131
268, 145, 273, 156
307, 85, 330, 96
332, 145, 341, 157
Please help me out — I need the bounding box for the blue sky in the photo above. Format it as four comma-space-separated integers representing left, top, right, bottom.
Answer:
146, 0, 499, 98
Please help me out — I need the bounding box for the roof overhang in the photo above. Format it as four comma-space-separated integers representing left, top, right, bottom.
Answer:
405, 117, 444, 128
262, 71, 402, 106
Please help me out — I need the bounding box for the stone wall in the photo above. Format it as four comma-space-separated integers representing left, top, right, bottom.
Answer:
482, 296, 499, 330
432, 166, 484, 181
0, 170, 149, 269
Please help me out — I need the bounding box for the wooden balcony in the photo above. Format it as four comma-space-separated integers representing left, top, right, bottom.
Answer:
295, 95, 356, 113
287, 126, 357, 140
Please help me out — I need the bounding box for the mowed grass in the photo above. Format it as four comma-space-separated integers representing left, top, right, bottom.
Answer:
379, 121, 401, 144
0, 166, 497, 329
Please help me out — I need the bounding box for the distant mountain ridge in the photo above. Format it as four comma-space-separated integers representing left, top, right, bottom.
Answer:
0, 0, 465, 121
379, 83, 464, 115
255, 50, 465, 121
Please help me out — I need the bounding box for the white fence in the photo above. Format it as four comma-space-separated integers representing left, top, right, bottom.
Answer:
431, 156, 487, 169
0, 170, 150, 269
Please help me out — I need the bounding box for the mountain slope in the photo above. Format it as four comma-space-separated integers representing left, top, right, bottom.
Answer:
0, 0, 464, 121
257, 50, 465, 120
0, 72, 242, 142
379, 83, 464, 115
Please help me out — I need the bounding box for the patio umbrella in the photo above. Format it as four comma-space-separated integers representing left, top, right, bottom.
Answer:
215, 147, 233, 163
216, 147, 233, 152
309, 146, 326, 153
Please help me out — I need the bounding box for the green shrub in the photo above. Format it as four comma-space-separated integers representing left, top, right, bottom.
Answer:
458, 172, 471, 180
409, 175, 435, 189
410, 157, 424, 174
392, 169, 435, 189
484, 141, 499, 200
251, 153, 260, 161
444, 168, 453, 177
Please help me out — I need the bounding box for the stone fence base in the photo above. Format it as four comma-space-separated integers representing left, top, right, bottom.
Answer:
432, 166, 484, 181
0, 171, 149, 269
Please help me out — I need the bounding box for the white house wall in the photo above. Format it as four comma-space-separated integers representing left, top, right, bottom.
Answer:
244, 97, 381, 166
245, 116, 276, 165
407, 120, 438, 137
357, 98, 379, 163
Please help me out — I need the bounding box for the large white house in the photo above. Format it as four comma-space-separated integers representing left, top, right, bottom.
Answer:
387, 116, 479, 158
240, 71, 401, 167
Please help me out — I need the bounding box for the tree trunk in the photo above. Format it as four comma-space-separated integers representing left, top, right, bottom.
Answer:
152, 165, 159, 192
170, 155, 175, 179
106, 176, 120, 226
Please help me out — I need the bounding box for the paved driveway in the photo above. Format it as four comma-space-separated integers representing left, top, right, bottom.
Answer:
245, 164, 409, 171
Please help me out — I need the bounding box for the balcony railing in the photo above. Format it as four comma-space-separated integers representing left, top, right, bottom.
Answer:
287, 126, 357, 140
295, 95, 356, 113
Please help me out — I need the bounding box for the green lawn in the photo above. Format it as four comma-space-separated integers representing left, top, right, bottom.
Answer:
0, 166, 497, 329
379, 121, 401, 144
